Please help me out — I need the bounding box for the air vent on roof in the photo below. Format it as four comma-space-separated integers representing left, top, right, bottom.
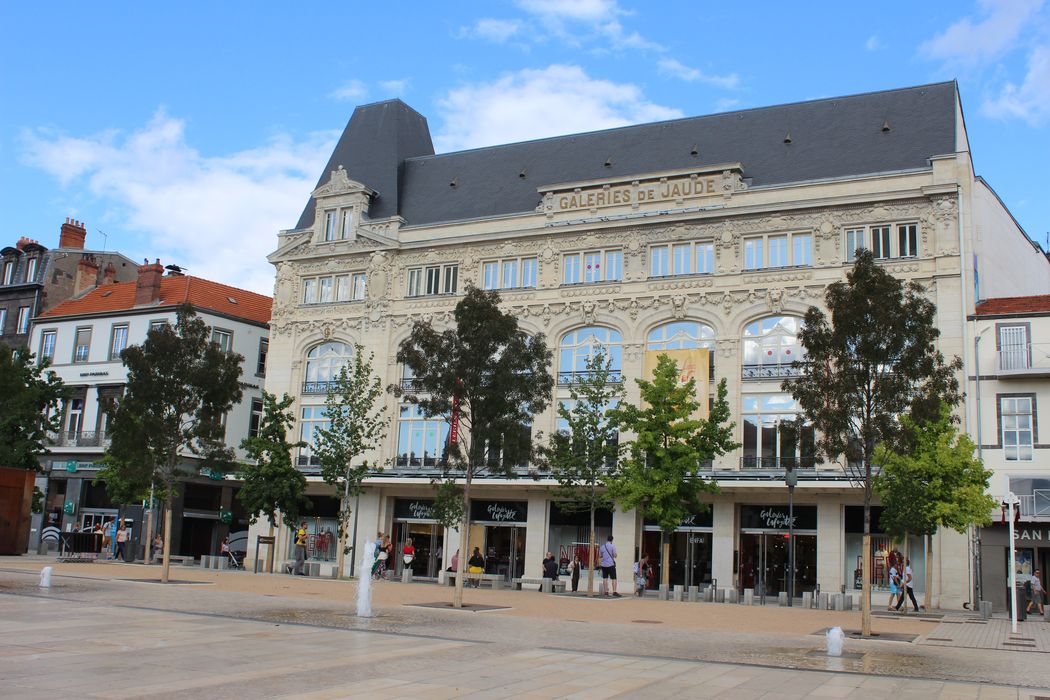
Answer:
603, 156, 613, 168
101, 290, 113, 298
881, 120, 891, 133
783, 133, 793, 144
690, 144, 699, 156
227, 296, 237, 304
449, 178, 458, 188
518, 169, 527, 179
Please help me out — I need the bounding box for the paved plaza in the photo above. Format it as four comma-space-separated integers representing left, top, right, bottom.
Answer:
1, 559, 1049, 699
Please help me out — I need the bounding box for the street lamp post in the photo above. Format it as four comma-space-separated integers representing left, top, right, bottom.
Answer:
1005, 492, 1020, 633
786, 465, 797, 606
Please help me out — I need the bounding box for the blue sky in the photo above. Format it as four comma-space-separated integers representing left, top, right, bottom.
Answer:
1, 1, 1047, 294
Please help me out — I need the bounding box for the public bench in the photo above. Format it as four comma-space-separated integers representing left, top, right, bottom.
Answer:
512, 576, 567, 593
158, 555, 195, 566
444, 571, 505, 589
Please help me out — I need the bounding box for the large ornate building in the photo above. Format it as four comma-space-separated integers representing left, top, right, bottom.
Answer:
255, 82, 1049, 605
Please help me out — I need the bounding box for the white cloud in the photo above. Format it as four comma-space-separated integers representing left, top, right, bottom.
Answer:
434, 64, 682, 152
982, 44, 1050, 124
865, 35, 883, 51
378, 79, 409, 96
657, 58, 739, 89
516, 0, 622, 23
512, 0, 663, 51
921, 0, 1044, 65
22, 111, 335, 294
465, 18, 523, 43
329, 79, 368, 101
714, 98, 742, 113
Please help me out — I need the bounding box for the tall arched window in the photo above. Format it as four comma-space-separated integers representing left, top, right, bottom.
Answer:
647, 321, 716, 380
558, 327, 623, 384
742, 316, 804, 380
303, 342, 353, 394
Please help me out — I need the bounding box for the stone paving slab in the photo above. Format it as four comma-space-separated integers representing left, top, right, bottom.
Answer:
920, 617, 1050, 653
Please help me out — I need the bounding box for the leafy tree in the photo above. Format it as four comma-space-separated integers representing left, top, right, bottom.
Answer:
874, 402, 995, 611
397, 286, 553, 607
783, 250, 961, 636
99, 305, 243, 583
0, 347, 66, 470
313, 346, 388, 577
237, 392, 310, 571
609, 354, 737, 588
541, 349, 623, 597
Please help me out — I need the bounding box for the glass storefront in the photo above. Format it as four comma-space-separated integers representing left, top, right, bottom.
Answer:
392, 498, 444, 579
642, 509, 714, 589
547, 502, 611, 574
468, 500, 528, 580
843, 506, 925, 592
738, 505, 817, 596
286, 496, 340, 561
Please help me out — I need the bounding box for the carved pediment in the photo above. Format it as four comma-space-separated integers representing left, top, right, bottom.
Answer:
311, 165, 375, 200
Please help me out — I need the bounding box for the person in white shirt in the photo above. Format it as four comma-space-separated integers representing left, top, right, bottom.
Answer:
895, 558, 920, 613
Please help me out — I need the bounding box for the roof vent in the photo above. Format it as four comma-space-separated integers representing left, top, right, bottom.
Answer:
690, 144, 699, 156
449, 178, 458, 188
881, 120, 891, 133
101, 290, 113, 298
783, 133, 793, 144
227, 296, 237, 304
518, 169, 527, 179
603, 156, 613, 168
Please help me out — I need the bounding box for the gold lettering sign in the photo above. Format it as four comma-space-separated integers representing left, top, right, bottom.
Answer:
554, 175, 720, 214
642, 348, 710, 419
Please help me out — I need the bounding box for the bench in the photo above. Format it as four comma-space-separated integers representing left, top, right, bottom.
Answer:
445, 572, 505, 589
512, 577, 567, 593
156, 554, 194, 566
282, 560, 321, 577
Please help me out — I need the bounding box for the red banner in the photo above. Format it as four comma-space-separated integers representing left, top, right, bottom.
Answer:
450, 393, 460, 445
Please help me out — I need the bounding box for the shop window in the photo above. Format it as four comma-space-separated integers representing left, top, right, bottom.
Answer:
548, 502, 613, 574
557, 327, 623, 385
742, 316, 804, 380
647, 321, 716, 379
1001, 395, 1034, 461
303, 341, 352, 394
740, 393, 815, 469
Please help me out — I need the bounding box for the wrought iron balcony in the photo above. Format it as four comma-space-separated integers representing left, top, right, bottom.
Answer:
301, 380, 338, 395
50, 431, 110, 448
741, 362, 805, 381
557, 370, 623, 385
740, 456, 817, 470
997, 345, 1050, 378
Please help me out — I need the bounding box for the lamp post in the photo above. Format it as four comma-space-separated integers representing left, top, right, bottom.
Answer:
1005, 492, 1020, 633
786, 464, 797, 606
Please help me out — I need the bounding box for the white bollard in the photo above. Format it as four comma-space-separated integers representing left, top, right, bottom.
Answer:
39, 566, 53, 588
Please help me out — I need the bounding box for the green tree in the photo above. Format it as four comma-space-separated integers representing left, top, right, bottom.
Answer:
541, 349, 623, 597
609, 354, 737, 588
0, 347, 66, 470
99, 305, 244, 582
237, 392, 309, 572
313, 346, 388, 577
874, 402, 995, 611
397, 286, 553, 608
783, 250, 961, 636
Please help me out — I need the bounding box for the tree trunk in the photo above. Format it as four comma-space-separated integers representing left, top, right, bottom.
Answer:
336, 476, 352, 578
160, 499, 173, 584
661, 532, 670, 589
924, 533, 933, 612
143, 506, 154, 563
587, 501, 596, 597
453, 468, 471, 609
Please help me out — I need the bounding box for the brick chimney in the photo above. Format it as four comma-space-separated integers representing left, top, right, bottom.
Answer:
134, 259, 164, 305
74, 255, 100, 295
102, 262, 116, 285
16, 236, 38, 251
59, 218, 86, 249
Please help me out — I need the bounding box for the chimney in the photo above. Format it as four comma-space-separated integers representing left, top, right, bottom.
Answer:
59, 218, 87, 249
74, 255, 100, 295
16, 236, 38, 251
102, 262, 117, 285
134, 259, 164, 305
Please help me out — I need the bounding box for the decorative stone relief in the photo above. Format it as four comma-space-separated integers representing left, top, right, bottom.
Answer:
766, 288, 785, 314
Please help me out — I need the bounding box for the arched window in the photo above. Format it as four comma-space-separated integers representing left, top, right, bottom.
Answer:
647, 321, 716, 380
742, 316, 804, 380
303, 342, 352, 393
558, 327, 622, 384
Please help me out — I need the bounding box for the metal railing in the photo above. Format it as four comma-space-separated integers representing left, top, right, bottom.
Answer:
301, 380, 338, 395
557, 370, 623, 385
740, 456, 817, 470
741, 363, 805, 380
997, 344, 1050, 376
50, 431, 110, 447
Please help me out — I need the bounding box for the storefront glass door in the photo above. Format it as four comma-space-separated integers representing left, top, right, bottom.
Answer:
395, 522, 444, 579
485, 526, 525, 580
641, 530, 713, 589
740, 532, 816, 596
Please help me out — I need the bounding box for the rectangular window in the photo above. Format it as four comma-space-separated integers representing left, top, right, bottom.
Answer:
793, 234, 812, 266
16, 306, 29, 335
396, 403, 450, 468
407, 264, 458, 297
583, 251, 602, 283
2, 262, 12, 285
298, 405, 330, 467
302, 278, 318, 304
323, 211, 337, 241
696, 243, 714, 274
335, 275, 350, 301
650, 246, 669, 277
248, 398, 264, 438
319, 277, 334, 303
211, 329, 232, 353
256, 338, 268, 376
341, 210, 353, 240
351, 273, 366, 300
73, 327, 91, 363
563, 253, 581, 284
744, 238, 764, 270
564, 249, 621, 285
1001, 396, 1034, 461
767, 235, 788, 268
897, 224, 917, 258
483, 262, 498, 290
605, 251, 622, 281
0, 308, 7, 336
40, 330, 56, 362
672, 244, 692, 275
149, 320, 168, 332
871, 226, 891, 259
650, 242, 714, 278
501, 259, 518, 289
442, 265, 458, 294
425, 266, 441, 295
109, 324, 128, 360
25, 258, 37, 283
521, 258, 537, 288
406, 268, 422, 297
845, 229, 865, 262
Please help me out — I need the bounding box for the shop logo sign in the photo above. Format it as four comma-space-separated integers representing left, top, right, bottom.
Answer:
759, 508, 796, 529
1015, 529, 1045, 541
408, 501, 434, 519
487, 504, 519, 522
681, 514, 697, 526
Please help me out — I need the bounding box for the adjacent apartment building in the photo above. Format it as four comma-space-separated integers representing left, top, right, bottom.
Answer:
255, 81, 1049, 606
31, 260, 272, 559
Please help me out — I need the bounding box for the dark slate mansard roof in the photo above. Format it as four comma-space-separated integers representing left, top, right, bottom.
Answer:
297, 82, 959, 230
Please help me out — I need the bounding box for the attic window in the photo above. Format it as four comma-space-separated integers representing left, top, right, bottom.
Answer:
101, 290, 113, 298
881, 120, 891, 133
783, 133, 793, 144
690, 144, 699, 156
227, 296, 237, 304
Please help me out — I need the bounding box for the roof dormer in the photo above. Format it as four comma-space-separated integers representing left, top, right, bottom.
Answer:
311, 165, 375, 244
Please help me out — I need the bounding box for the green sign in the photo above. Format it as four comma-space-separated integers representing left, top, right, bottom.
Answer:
65, 460, 77, 473
219, 509, 232, 524
63, 501, 75, 515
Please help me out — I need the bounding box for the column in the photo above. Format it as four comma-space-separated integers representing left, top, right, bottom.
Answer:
350, 490, 382, 577
524, 493, 548, 579
817, 500, 843, 594
612, 506, 638, 591
712, 500, 735, 588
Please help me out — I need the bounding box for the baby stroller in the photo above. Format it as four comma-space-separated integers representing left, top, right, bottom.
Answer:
226, 549, 245, 570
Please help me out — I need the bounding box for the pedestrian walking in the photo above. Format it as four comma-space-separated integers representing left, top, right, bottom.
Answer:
1028, 569, 1045, 615
114, 523, 129, 561
895, 557, 920, 613
467, 547, 485, 588
599, 535, 620, 597
568, 554, 581, 593
293, 521, 308, 575
887, 553, 901, 610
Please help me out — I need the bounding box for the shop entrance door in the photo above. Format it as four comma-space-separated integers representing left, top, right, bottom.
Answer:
485, 526, 525, 581
394, 522, 443, 579
740, 532, 816, 596
641, 530, 713, 588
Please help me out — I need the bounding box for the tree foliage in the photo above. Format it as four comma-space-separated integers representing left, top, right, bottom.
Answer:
237, 392, 309, 530
609, 355, 737, 533
314, 347, 388, 564
874, 403, 995, 538
0, 347, 66, 471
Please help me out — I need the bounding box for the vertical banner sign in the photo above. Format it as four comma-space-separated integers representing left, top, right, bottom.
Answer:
643, 348, 710, 419
449, 393, 460, 445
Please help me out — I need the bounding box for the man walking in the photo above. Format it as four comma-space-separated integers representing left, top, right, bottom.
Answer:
1028, 569, 1045, 616
293, 521, 308, 575
599, 535, 620, 597
895, 557, 920, 613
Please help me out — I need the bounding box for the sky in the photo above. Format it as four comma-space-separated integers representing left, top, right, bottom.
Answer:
1, 1, 1048, 295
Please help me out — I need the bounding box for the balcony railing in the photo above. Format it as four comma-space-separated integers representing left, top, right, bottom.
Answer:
740, 456, 817, 470
50, 431, 110, 448
997, 345, 1050, 378
741, 363, 805, 381
302, 380, 338, 395
557, 370, 623, 385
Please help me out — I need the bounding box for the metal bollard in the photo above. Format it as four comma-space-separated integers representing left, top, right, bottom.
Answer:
743, 588, 754, 606
726, 588, 739, 604
401, 568, 413, 584
817, 592, 828, 610
657, 584, 669, 601
673, 585, 684, 602
715, 587, 725, 603
777, 591, 788, 606
703, 586, 714, 602
802, 591, 813, 609
844, 594, 853, 611
833, 593, 844, 611
687, 585, 699, 602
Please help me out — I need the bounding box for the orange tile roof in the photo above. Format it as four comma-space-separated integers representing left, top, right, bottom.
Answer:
40, 275, 272, 325
974, 295, 1050, 317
